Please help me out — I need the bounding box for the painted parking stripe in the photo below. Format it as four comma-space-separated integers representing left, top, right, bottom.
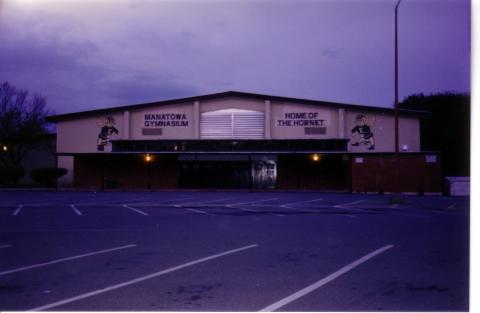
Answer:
0, 244, 136, 276
0, 244, 12, 249
281, 198, 324, 207
333, 200, 372, 213
73, 197, 152, 206
280, 198, 324, 213
70, 204, 83, 216
228, 198, 278, 206
390, 212, 431, 219
281, 205, 355, 218
29, 244, 259, 311
335, 199, 367, 207
186, 208, 216, 216
12, 205, 22, 216
239, 207, 285, 217
227, 199, 285, 217
448, 202, 457, 209
174, 198, 232, 207
122, 204, 149, 216
259, 244, 394, 312
126, 197, 193, 206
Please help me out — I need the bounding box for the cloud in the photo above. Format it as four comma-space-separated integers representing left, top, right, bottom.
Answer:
0, 0, 470, 114
320, 48, 340, 60
102, 72, 199, 105
0, 18, 198, 113
0, 27, 100, 73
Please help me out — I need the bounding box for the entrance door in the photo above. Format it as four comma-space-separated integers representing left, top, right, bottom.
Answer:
251, 157, 277, 189
178, 161, 250, 189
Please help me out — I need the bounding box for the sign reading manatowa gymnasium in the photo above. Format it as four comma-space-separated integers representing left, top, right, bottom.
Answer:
143, 113, 189, 127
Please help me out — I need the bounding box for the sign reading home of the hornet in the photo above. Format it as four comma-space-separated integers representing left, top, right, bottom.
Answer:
142, 113, 189, 135
277, 112, 328, 135
277, 112, 327, 126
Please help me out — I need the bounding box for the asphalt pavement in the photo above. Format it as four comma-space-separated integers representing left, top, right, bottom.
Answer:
0, 191, 470, 311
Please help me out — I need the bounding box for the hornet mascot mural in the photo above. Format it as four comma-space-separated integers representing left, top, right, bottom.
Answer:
96, 116, 119, 152
350, 114, 375, 150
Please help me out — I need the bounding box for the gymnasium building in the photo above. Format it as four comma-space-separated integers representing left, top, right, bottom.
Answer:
49, 91, 441, 193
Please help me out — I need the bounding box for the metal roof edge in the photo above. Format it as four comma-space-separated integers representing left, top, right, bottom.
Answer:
46, 90, 429, 122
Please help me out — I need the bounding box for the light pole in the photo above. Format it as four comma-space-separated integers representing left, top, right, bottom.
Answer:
394, 0, 402, 155
392, 0, 402, 199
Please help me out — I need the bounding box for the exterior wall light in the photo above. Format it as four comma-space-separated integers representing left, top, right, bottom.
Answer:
311, 153, 321, 162
2, 145, 7, 152
144, 154, 153, 163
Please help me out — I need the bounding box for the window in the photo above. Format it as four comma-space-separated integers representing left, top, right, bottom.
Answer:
200, 109, 264, 139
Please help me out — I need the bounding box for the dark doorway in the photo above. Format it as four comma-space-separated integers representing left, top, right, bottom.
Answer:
178, 161, 251, 189
277, 154, 350, 190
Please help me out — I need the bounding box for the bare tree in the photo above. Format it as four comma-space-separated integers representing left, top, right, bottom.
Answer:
0, 81, 53, 168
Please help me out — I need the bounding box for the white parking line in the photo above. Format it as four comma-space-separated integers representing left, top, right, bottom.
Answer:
280, 205, 355, 218
73, 197, 152, 206
186, 208, 216, 216
227, 199, 285, 217
29, 244, 259, 311
174, 198, 232, 207
391, 212, 431, 219
195, 198, 233, 205
280, 206, 321, 214
70, 204, 83, 216
228, 198, 278, 206
0, 244, 136, 276
259, 244, 394, 312
12, 205, 22, 216
122, 204, 149, 216
0, 244, 12, 249
335, 199, 367, 207
280, 198, 324, 214
281, 198, 324, 207
238, 207, 285, 217
239, 207, 259, 213
126, 197, 193, 206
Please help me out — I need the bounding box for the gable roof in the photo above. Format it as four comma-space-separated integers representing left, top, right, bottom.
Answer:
47, 90, 428, 122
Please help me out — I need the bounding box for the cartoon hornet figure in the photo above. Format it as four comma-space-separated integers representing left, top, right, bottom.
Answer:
97, 116, 119, 152
351, 114, 375, 150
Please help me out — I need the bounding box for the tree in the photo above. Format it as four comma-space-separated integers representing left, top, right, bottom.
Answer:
0, 81, 53, 169
399, 92, 470, 177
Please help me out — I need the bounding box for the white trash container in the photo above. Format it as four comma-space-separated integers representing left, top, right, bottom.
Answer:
445, 177, 470, 196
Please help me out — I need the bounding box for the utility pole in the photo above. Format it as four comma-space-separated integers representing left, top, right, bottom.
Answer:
392, 0, 403, 201
394, 0, 402, 155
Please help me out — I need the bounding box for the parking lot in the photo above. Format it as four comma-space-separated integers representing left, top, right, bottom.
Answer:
0, 191, 469, 311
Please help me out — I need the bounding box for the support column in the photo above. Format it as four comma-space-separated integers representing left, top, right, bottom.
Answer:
338, 108, 345, 138
194, 101, 200, 139
264, 100, 271, 139
123, 110, 130, 139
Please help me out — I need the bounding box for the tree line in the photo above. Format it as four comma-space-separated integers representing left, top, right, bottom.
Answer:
0, 81, 65, 186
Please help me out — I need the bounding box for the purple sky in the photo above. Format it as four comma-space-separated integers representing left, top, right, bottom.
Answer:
0, 0, 470, 114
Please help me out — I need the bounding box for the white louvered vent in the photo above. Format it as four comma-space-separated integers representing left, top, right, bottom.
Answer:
200, 109, 264, 139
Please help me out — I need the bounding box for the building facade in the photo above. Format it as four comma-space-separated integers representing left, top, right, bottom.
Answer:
49, 91, 441, 193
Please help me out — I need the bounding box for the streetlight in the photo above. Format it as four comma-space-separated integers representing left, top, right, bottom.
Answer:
392, 0, 403, 201
394, 0, 403, 155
